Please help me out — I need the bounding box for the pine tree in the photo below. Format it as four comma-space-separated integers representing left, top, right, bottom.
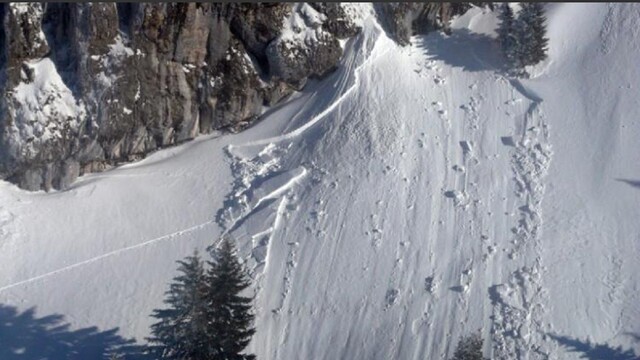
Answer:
517, 3, 548, 67
450, 332, 487, 360
527, 3, 549, 64
205, 236, 256, 360
148, 251, 210, 359
497, 3, 518, 69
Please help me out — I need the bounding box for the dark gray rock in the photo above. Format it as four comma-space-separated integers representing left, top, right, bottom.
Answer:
310, 3, 362, 39
225, 3, 291, 71
0, 2, 305, 190
266, 3, 343, 90
0, 2, 477, 191
266, 32, 342, 90
374, 2, 484, 46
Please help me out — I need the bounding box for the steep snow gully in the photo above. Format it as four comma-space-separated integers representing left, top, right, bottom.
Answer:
0, 3, 639, 360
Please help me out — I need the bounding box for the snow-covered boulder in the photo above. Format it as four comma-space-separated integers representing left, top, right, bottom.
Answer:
266, 3, 344, 89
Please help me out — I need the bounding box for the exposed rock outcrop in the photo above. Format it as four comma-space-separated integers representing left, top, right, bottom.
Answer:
374, 2, 490, 45
0, 2, 478, 191
266, 3, 343, 90
0, 3, 353, 190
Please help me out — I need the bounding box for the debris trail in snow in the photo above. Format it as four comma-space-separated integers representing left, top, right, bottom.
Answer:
490, 79, 553, 360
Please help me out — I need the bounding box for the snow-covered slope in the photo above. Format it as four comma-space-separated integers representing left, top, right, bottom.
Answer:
1, 3, 639, 359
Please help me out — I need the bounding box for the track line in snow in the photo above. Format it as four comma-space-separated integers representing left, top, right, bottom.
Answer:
0, 220, 217, 293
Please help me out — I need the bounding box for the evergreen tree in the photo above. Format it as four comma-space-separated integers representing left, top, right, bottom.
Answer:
148, 251, 210, 359
516, 3, 549, 67
526, 3, 549, 64
205, 236, 256, 360
450, 332, 487, 360
497, 3, 518, 69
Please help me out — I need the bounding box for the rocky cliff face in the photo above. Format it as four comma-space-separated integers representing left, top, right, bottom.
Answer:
0, 2, 478, 191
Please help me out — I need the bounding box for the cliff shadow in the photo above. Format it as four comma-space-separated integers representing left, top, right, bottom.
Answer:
548, 333, 640, 360
0, 304, 150, 359
414, 27, 503, 72
0, 4, 6, 74
41, 4, 83, 99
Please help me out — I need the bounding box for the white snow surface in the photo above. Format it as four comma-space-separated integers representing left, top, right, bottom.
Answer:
1, 3, 639, 359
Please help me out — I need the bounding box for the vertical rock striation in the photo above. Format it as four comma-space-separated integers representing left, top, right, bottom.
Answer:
0, 2, 477, 190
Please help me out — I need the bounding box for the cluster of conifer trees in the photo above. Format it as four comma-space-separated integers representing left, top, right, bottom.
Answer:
148, 236, 255, 360
497, 3, 549, 74
148, 235, 490, 360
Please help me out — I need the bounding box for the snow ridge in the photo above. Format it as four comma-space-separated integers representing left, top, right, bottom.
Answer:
228, 16, 386, 151
217, 15, 386, 282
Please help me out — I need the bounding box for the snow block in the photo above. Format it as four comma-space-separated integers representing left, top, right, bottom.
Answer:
459, 140, 473, 154
501, 136, 516, 147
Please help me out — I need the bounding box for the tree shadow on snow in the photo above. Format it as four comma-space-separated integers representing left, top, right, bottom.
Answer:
616, 178, 640, 190
627, 333, 640, 344
548, 333, 640, 360
414, 28, 504, 72
0, 305, 151, 359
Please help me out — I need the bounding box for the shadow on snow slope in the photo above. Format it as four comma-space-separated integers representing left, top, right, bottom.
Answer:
548, 333, 640, 360
416, 27, 504, 72
0, 305, 150, 360
616, 178, 640, 190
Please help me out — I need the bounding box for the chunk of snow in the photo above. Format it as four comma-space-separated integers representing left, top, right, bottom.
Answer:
459, 140, 474, 154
